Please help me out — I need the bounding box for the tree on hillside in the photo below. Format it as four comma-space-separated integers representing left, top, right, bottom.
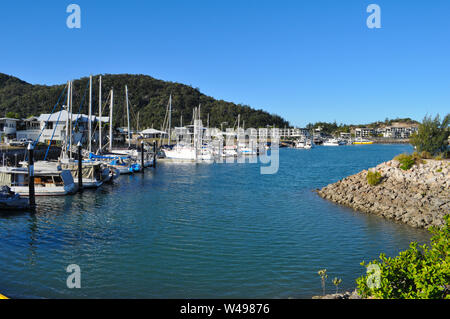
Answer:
410, 114, 450, 156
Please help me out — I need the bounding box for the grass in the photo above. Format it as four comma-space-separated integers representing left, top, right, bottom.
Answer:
367, 170, 382, 186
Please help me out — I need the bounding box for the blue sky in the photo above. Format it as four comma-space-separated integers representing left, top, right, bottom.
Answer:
0, 0, 449, 127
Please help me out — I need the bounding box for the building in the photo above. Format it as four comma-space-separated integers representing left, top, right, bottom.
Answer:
382, 123, 419, 138
0, 118, 20, 140
280, 128, 310, 138
140, 128, 167, 139
355, 128, 374, 138
340, 132, 351, 140
16, 116, 41, 142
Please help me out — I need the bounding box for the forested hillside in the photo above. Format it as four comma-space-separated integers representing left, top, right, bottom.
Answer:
0, 73, 289, 130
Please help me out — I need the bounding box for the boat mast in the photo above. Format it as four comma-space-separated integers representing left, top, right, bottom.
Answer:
88, 75, 92, 153
193, 107, 198, 161
69, 81, 73, 159
98, 76, 102, 154
109, 89, 114, 151
126, 85, 131, 148
168, 94, 172, 145
65, 81, 70, 159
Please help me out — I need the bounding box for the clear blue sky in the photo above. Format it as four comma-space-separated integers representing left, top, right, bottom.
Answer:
0, 0, 448, 127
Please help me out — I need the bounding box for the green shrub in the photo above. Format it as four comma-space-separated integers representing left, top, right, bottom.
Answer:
356, 215, 450, 299
410, 114, 449, 156
367, 170, 382, 186
394, 154, 416, 170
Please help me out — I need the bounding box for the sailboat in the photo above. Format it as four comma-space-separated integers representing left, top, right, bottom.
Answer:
59, 77, 110, 187
161, 98, 198, 161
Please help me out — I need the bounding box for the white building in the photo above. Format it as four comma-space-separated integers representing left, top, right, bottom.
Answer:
280, 128, 310, 138
355, 128, 374, 138
383, 125, 418, 139
16, 116, 41, 141
0, 118, 20, 139
29, 110, 108, 145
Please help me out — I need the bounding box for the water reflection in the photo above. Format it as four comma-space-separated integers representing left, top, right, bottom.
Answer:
0, 145, 432, 298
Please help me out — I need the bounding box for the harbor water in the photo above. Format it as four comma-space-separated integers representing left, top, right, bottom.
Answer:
0, 144, 430, 298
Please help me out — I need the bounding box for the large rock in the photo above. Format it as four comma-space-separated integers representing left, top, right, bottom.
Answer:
317, 159, 450, 229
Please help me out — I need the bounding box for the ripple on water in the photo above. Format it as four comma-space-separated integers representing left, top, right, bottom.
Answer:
0, 145, 431, 298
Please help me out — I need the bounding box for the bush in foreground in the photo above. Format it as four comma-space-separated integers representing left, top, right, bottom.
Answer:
356, 215, 449, 299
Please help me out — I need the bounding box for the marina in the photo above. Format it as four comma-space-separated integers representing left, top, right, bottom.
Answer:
0, 144, 431, 298
1, 0, 448, 303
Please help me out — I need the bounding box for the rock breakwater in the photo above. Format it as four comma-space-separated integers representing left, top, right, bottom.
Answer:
317, 159, 449, 229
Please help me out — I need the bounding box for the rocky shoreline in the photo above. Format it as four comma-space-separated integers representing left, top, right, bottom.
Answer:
317, 159, 449, 229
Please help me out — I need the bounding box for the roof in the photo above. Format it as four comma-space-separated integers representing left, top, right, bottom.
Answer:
0, 118, 21, 121
38, 110, 109, 123
141, 128, 167, 135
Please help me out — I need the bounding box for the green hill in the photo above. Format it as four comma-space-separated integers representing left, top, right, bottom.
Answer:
0, 73, 289, 130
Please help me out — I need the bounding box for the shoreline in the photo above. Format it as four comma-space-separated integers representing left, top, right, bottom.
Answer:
317, 159, 449, 229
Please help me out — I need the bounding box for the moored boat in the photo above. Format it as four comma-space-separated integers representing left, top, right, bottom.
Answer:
0, 186, 29, 210
0, 166, 77, 196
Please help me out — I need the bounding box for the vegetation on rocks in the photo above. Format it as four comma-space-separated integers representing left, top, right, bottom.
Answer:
394, 154, 416, 170
367, 170, 382, 186
356, 215, 449, 299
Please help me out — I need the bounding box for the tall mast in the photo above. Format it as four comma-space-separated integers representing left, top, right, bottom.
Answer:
69, 81, 73, 159
98, 76, 102, 154
109, 89, 114, 151
65, 81, 70, 159
168, 94, 172, 145
126, 85, 131, 147
88, 75, 92, 153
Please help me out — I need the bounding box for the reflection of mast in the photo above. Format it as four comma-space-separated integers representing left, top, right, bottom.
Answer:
28, 214, 38, 266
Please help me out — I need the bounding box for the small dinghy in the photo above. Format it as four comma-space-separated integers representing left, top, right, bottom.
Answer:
0, 186, 29, 210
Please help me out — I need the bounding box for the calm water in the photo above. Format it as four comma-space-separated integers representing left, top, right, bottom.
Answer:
0, 144, 431, 299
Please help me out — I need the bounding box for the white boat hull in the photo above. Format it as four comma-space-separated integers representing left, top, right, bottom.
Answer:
11, 184, 77, 196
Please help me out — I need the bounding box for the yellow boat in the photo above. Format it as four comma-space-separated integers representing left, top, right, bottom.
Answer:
353, 138, 374, 145
0, 293, 8, 299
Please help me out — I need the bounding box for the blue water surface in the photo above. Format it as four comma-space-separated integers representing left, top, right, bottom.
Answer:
0, 144, 430, 298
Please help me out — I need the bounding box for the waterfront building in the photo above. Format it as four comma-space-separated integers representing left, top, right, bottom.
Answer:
355, 127, 374, 138
382, 124, 418, 138
16, 116, 41, 142
0, 118, 20, 141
